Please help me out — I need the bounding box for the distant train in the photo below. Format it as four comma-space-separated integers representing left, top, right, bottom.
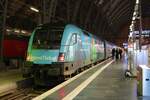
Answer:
23, 24, 114, 86
3, 35, 28, 67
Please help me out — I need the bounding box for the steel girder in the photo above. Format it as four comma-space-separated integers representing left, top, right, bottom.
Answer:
0, 0, 8, 63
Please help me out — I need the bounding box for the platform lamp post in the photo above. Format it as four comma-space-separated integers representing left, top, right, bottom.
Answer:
138, 0, 142, 51
0, 0, 8, 66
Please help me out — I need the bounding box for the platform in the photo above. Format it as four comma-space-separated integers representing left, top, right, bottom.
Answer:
72, 61, 137, 100
0, 69, 23, 85
0, 68, 24, 94
33, 57, 140, 100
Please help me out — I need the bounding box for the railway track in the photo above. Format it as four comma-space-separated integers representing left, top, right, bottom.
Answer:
0, 88, 46, 100
0, 78, 44, 100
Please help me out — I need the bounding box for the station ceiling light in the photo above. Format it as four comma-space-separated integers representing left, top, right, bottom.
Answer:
30, 6, 39, 13
136, 0, 139, 4
129, 0, 140, 33
21, 30, 27, 34
14, 29, 20, 33
6, 29, 11, 32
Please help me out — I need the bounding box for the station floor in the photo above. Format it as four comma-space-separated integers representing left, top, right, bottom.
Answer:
34, 57, 149, 100
74, 61, 137, 100
0, 69, 23, 85
0, 57, 149, 100
0, 67, 25, 95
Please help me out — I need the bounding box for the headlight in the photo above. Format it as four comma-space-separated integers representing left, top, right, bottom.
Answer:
26, 55, 32, 61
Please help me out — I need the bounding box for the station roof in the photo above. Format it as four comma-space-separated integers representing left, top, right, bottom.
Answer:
3, 0, 150, 46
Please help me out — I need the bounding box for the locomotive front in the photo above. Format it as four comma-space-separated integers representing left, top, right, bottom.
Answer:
23, 25, 66, 85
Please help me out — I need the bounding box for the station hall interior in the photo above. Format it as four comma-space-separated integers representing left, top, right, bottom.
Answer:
0, 0, 150, 100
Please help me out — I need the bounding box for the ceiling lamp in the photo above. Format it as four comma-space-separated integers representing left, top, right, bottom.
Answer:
30, 6, 39, 13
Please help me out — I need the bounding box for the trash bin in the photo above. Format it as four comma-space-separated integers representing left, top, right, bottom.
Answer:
137, 65, 150, 96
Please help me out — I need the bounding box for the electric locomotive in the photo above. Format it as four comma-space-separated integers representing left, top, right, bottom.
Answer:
23, 23, 112, 86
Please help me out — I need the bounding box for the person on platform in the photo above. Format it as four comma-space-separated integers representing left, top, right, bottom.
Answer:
119, 48, 123, 59
115, 48, 119, 60
112, 48, 115, 59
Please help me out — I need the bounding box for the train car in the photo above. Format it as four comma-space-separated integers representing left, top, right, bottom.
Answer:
23, 23, 112, 86
3, 35, 29, 67
105, 41, 114, 59
3, 35, 28, 59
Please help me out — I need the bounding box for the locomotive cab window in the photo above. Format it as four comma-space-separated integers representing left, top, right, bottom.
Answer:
83, 31, 89, 36
32, 28, 63, 49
